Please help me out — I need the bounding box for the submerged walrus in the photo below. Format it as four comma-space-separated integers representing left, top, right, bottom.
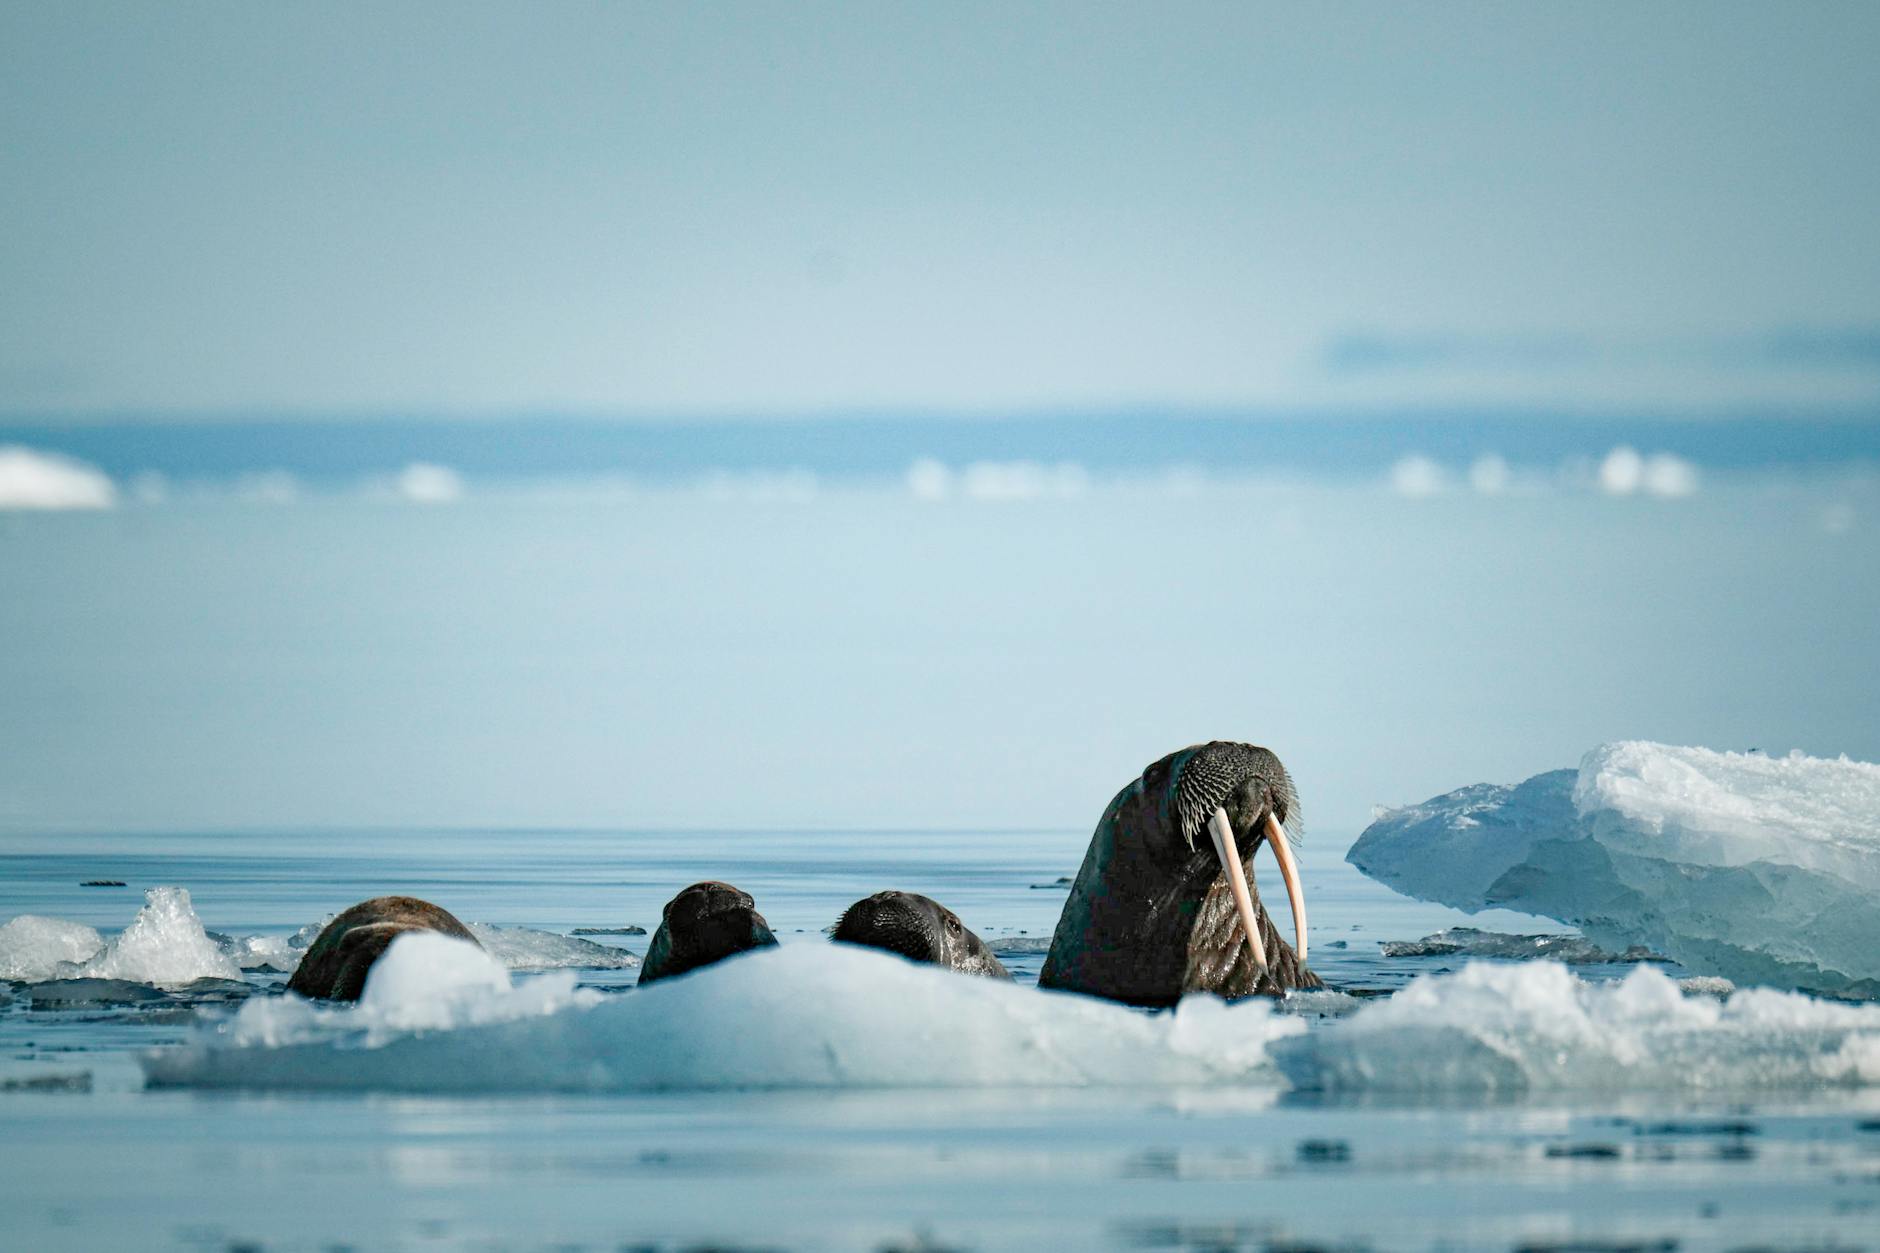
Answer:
832, 890, 1012, 979
638, 881, 779, 986
285, 895, 481, 1001
1040, 741, 1319, 1005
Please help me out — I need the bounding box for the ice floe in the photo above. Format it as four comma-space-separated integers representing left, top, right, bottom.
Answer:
1379, 927, 1660, 964
1349, 742, 1880, 997
75, 887, 242, 986
1, 889, 239, 987
0, 916, 106, 981
146, 941, 1304, 1092
209, 930, 300, 973
466, 923, 640, 970
142, 945, 1880, 1096
1273, 962, 1880, 1095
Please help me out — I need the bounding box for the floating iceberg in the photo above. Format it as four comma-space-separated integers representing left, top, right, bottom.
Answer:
1349, 742, 1880, 997
0, 916, 106, 981
143, 943, 1880, 1096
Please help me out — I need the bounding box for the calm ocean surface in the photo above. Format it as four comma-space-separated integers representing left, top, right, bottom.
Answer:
3, 828, 1877, 1252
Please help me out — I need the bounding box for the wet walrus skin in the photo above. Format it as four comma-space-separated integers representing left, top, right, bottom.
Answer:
638, 881, 779, 986
832, 890, 1012, 979
1040, 742, 1320, 1006
286, 896, 481, 1001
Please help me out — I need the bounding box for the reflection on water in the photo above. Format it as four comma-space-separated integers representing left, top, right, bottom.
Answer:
2, 830, 1877, 1251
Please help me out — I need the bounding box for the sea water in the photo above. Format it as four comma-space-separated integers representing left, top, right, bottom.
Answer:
4, 829, 1878, 1252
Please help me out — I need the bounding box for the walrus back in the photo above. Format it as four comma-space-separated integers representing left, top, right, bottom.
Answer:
286, 895, 479, 1001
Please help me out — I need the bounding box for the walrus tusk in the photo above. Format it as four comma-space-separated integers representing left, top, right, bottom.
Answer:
1207, 807, 1269, 978
1265, 812, 1307, 967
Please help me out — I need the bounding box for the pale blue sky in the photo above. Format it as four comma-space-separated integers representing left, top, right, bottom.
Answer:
4, 4, 1878, 839
3, 1, 1878, 416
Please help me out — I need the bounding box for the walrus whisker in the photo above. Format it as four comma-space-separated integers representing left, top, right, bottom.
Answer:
1265, 812, 1308, 967
1207, 806, 1269, 978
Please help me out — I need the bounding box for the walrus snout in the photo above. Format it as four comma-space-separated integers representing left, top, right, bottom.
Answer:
1169, 742, 1309, 975
638, 880, 778, 986
832, 891, 1012, 980
1040, 741, 1320, 1005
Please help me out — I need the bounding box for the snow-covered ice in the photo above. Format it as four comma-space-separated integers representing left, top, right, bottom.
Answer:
0, 915, 106, 981
1349, 741, 1880, 997
143, 943, 1880, 1096
75, 887, 243, 986
1275, 961, 1880, 1094
147, 941, 1305, 1092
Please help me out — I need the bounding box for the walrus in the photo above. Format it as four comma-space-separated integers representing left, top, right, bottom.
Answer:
832, 890, 1012, 979
1039, 741, 1318, 1005
638, 881, 779, 986
285, 895, 481, 1001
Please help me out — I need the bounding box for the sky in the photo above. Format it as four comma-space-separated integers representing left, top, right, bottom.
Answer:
2, 4, 1878, 841
2, 1, 1879, 417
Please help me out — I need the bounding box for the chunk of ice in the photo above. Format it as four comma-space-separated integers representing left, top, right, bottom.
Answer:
0, 916, 106, 981
1379, 928, 1661, 964
1273, 962, 1880, 1094
145, 942, 1304, 1092
142, 947, 1880, 1096
76, 887, 242, 987
218, 931, 598, 1050
466, 923, 641, 970
1348, 742, 1880, 997
209, 931, 299, 972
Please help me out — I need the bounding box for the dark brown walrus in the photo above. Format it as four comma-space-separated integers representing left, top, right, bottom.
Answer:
638, 881, 779, 986
831, 890, 1011, 980
1040, 742, 1319, 1006
285, 896, 481, 1001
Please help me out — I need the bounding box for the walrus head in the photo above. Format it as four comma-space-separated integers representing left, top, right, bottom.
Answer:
832, 891, 1012, 980
285, 895, 480, 1002
1038, 741, 1317, 1005
638, 881, 779, 986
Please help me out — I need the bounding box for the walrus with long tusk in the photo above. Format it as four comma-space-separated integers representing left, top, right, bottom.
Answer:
1039, 741, 1319, 1005
638, 881, 779, 986
832, 890, 1012, 979
286, 896, 482, 1001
